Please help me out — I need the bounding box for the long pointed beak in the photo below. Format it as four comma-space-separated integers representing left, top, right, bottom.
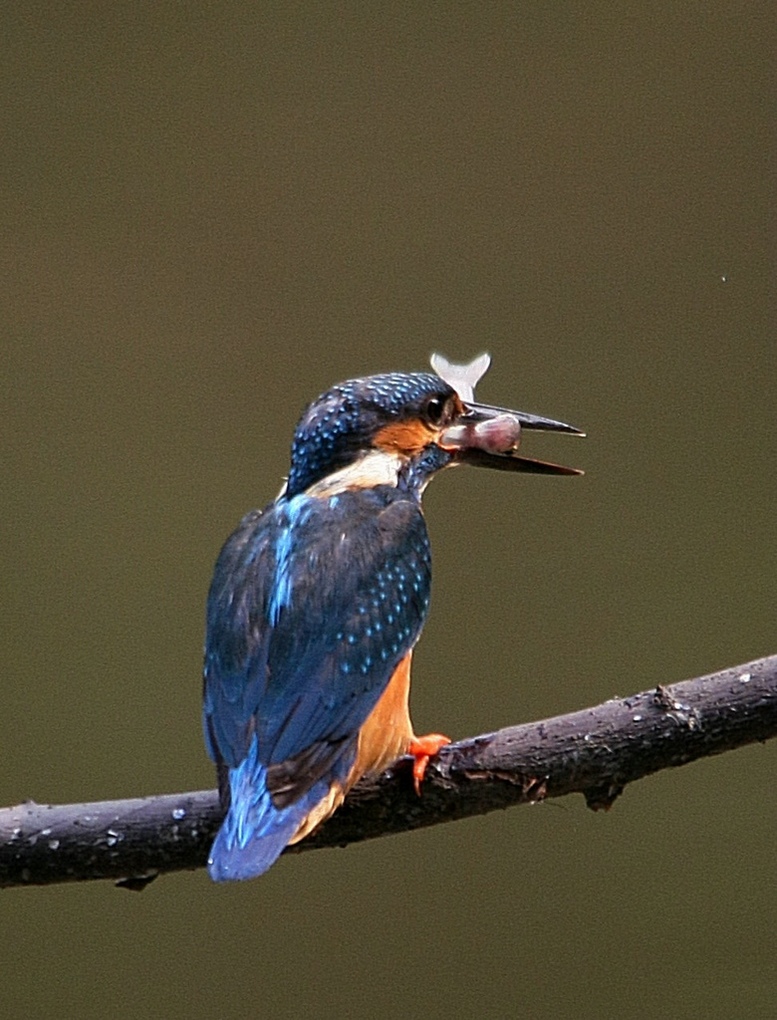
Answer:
439, 400, 584, 475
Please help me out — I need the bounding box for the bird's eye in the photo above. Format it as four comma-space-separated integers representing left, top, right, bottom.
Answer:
423, 395, 448, 426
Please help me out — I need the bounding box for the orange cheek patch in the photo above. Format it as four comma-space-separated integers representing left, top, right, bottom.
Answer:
374, 419, 436, 456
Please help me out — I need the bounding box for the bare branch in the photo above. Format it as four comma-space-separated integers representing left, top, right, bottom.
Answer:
1, 654, 775, 890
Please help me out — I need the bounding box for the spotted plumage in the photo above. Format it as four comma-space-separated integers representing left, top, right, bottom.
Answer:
286, 372, 457, 496
203, 355, 582, 880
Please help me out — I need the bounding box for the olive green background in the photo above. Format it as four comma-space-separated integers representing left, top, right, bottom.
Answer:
2, 4, 774, 1018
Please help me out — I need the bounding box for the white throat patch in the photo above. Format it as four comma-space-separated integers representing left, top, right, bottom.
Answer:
303, 448, 405, 498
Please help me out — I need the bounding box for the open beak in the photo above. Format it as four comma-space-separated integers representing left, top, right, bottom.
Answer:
439, 400, 584, 475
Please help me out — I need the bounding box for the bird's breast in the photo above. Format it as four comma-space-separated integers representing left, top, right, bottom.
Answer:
349, 651, 415, 781
287, 651, 415, 846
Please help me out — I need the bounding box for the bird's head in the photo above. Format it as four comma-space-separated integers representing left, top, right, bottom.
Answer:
285, 354, 583, 498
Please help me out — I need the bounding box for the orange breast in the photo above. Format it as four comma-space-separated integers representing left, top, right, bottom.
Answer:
348, 651, 415, 784
287, 653, 415, 846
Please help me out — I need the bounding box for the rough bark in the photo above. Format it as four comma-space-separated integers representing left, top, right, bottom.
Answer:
1, 654, 775, 891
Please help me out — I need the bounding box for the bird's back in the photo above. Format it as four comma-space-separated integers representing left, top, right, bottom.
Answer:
203, 483, 432, 880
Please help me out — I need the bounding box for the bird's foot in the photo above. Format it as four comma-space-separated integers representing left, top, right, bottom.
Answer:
408, 733, 450, 795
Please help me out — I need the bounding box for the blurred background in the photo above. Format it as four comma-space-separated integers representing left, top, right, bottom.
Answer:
1, 4, 774, 1018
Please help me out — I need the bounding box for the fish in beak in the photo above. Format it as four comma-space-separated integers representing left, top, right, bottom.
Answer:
432, 352, 584, 476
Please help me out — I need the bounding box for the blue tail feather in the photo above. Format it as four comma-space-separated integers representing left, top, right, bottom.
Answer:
208, 735, 324, 882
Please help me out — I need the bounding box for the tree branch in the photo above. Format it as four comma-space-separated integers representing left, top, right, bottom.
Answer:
2, 654, 775, 890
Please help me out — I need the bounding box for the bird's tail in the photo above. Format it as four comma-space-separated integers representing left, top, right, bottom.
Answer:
208, 736, 320, 882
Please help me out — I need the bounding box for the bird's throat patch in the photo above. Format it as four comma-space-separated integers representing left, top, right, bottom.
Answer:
304, 448, 404, 497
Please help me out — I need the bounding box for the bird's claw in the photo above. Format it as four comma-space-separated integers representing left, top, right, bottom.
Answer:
408, 733, 450, 795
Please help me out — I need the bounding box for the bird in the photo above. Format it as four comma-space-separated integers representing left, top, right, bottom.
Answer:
202, 353, 582, 881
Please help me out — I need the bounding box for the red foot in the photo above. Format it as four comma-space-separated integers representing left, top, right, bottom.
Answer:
408, 733, 450, 795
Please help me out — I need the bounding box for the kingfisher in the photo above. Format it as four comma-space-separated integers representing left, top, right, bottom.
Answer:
203, 353, 582, 881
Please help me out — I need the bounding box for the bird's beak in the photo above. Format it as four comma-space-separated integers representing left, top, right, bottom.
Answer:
438, 400, 584, 475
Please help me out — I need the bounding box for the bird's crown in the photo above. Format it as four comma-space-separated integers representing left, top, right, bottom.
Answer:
286, 371, 466, 497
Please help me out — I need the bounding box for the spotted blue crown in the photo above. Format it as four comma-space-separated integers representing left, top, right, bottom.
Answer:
286, 371, 455, 497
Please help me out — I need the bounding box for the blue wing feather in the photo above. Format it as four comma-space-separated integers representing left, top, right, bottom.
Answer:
207, 734, 333, 881
203, 485, 431, 879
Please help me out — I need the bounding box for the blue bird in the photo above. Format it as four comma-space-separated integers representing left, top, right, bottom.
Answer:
203, 353, 582, 881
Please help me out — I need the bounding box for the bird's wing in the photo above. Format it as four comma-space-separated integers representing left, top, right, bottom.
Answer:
202, 488, 431, 804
